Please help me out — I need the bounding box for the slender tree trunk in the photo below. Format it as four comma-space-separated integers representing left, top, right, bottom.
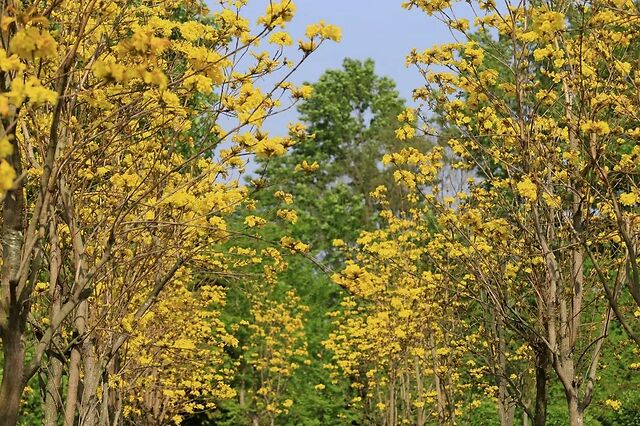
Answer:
496, 315, 514, 426
387, 373, 397, 426
0, 109, 27, 426
567, 393, 584, 426
112, 391, 123, 426
64, 345, 81, 426
533, 344, 548, 426
64, 300, 88, 426
43, 357, 63, 426
99, 375, 110, 426
431, 342, 446, 425
0, 326, 25, 426
103, 355, 119, 426
79, 336, 101, 426
497, 388, 515, 426
414, 356, 425, 426
44, 218, 64, 426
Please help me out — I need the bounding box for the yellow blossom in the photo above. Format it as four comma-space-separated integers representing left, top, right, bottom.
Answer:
516, 178, 537, 201
620, 192, 638, 206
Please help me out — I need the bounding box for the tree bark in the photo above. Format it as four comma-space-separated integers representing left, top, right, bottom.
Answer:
0, 326, 25, 426
533, 343, 548, 426
567, 393, 584, 426
43, 357, 63, 426
496, 315, 515, 426
64, 300, 88, 426
0, 107, 26, 426
79, 334, 101, 426
64, 345, 81, 426
431, 343, 446, 426
44, 229, 63, 426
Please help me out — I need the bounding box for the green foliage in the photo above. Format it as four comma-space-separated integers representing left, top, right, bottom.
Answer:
294, 58, 404, 165
17, 379, 43, 426
457, 399, 501, 426
257, 58, 413, 266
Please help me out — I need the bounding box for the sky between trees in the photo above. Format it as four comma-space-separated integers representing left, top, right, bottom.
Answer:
211, 0, 466, 136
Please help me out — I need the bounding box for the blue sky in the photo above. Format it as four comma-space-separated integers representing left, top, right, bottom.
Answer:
217, 0, 462, 136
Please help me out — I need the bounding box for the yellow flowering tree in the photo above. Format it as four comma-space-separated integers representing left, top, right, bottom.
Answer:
230, 282, 310, 426
0, 0, 339, 424
327, 1, 640, 426
325, 191, 483, 425
387, 0, 640, 424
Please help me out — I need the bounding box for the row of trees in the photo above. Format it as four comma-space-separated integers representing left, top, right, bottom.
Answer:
0, 0, 342, 424
325, 0, 640, 425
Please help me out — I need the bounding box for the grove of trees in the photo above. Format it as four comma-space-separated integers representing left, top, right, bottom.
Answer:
0, 0, 639, 425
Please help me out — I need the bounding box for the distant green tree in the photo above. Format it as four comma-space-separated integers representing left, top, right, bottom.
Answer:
258, 58, 409, 257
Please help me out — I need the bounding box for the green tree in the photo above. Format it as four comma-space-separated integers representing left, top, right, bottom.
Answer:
259, 58, 409, 254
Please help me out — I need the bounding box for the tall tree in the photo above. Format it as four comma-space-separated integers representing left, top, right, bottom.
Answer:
258, 58, 409, 254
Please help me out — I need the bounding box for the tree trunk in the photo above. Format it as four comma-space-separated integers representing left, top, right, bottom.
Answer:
64, 345, 81, 426
79, 335, 101, 426
567, 394, 584, 426
64, 300, 88, 426
414, 356, 425, 426
0, 327, 25, 426
496, 315, 514, 426
431, 344, 446, 425
0, 113, 27, 426
44, 246, 63, 426
533, 344, 548, 426
497, 398, 515, 426
99, 375, 110, 426
43, 356, 63, 426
